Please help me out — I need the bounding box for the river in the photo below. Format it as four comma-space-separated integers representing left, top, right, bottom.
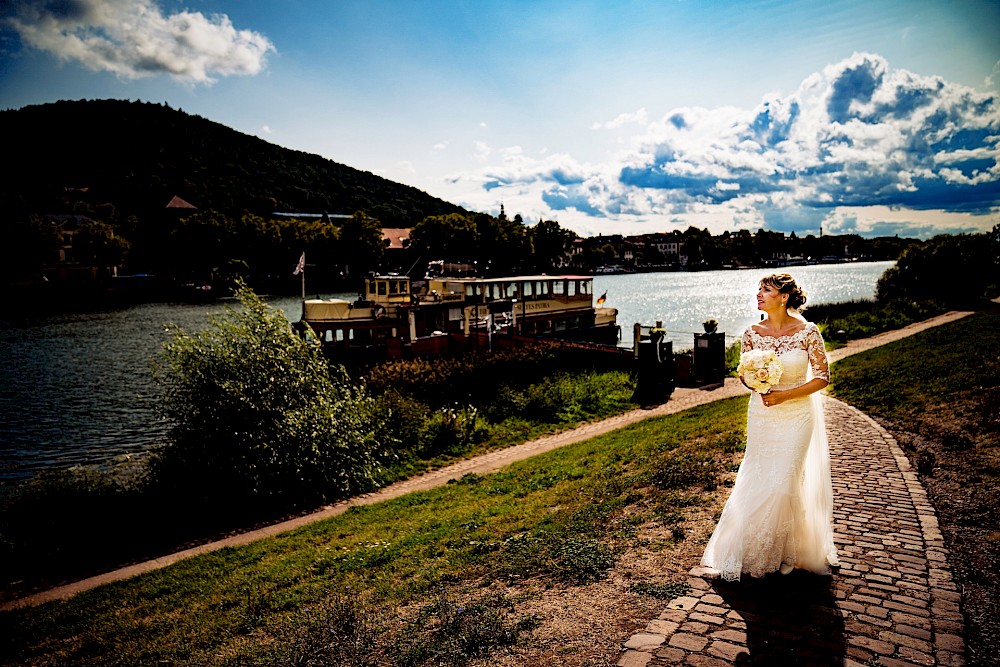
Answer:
0, 261, 893, 485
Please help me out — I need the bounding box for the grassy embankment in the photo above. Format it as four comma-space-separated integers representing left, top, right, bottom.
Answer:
0, 298, 948, 602
0, 348, 639, 601
2, 305, 994, 666
0, 397, 747, 666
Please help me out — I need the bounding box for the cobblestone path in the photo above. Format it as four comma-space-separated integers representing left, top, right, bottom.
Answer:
616, 398, 966, 667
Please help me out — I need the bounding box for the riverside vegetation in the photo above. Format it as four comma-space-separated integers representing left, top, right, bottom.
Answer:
2, 303, 997, 666
0, 229, 997, 665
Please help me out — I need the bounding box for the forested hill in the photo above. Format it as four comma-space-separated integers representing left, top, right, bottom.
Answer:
0, 99, 463, 225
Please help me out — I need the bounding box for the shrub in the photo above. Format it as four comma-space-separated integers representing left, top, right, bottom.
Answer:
0, 460, 149, 588
418, 405, 489, 458
876, 227, 1000, 306
366, 347, 561, 407
393, 590, 538, 666
152, 282, 384, 507
262, 589, 379, 667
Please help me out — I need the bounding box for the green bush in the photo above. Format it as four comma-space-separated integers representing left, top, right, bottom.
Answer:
418, 406, 489, 458
876, 227, 999, 306
366, 347, 564, 407
152, 282, 385, 507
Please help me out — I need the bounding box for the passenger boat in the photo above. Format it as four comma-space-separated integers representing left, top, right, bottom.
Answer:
300, 273, 619, 361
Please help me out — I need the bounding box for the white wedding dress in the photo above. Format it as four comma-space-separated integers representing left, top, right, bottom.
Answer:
701, 322, 839, 581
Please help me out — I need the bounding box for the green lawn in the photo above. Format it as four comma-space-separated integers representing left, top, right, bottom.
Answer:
0, 398, 747, 666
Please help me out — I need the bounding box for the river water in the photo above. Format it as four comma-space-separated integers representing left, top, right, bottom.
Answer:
0, 261, 892, 485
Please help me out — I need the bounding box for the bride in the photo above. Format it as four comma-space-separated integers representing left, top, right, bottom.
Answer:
701, 273, 839, 581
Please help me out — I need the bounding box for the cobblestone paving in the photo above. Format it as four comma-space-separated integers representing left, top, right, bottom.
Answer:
615, 398, 966, 667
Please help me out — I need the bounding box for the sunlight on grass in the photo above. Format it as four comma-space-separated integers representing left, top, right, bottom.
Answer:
0, 398, 747, 666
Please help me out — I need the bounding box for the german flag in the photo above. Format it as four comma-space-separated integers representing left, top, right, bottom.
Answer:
596, 290, 607, 306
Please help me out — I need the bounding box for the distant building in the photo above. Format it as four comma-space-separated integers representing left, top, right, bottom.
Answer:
381, 228, 411, 250
165, 195, 197, 210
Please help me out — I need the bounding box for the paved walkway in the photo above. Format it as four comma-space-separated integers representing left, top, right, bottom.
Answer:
3, 308, 979, 667
616, 397, 965, 667
614, 308, 978, 667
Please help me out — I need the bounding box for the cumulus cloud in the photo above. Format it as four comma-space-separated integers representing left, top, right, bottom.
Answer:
592, 107, 648, 130
465, 52, 1000, 236
5, 0, 274, 84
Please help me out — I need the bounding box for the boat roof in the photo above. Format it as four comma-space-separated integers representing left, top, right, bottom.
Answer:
429, 274, 593, 283
370, 274, 594, 282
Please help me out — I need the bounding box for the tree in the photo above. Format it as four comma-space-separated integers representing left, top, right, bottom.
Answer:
409, 213, 480, 263
74, 219, 131, 271
0, 215, 61, 283
152, 283, 385, 506
531, 219, 576, 271
338, 211, 387, 277
474, 212, 530, 275
876, 230, 999, 306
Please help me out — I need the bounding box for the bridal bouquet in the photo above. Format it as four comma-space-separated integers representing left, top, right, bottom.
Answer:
738, 349, 783, 393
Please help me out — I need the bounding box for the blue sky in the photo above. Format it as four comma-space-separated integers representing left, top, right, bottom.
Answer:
2, 0, 998, 239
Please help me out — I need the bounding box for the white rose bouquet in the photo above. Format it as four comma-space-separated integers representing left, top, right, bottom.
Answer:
738, 349, 783, 394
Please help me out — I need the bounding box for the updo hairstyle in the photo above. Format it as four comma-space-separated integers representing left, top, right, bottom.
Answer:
760, 273, 807, 311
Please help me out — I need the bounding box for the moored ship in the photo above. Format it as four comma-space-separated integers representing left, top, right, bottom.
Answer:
300, 273, 619, 361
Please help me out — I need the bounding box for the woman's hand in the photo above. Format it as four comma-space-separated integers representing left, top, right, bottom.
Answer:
761, 389, 789, 407
760, 378, 830, 407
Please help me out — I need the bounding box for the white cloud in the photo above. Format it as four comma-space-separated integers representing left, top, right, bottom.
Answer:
473, 140, 491, 162
261, 124, 272, 134
454, 52, 999, 237
5, 0, 274, 84
591, 107, 647, 130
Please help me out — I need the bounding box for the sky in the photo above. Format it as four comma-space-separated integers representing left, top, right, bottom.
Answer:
1, 0, 999, 239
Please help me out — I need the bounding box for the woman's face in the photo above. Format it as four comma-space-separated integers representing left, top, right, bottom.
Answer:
757, 282, 786, 312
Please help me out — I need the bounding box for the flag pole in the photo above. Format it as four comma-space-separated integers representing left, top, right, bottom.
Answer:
301, 252, 306, 301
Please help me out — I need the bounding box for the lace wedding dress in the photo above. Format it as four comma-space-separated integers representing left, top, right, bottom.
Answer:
701, 322, 839, 581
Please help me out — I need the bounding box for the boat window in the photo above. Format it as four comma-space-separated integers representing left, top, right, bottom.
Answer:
389, 281, 400, 295
553, 280, 564, 295
582, 281, 591, 295
536, 281, 548, 297
568, 281, 577, 297
377, 281, 387, 296
524, 282, 534, 298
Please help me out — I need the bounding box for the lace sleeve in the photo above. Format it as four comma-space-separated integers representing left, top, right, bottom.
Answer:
806, 324, 830, 382
741, 327, 754, 353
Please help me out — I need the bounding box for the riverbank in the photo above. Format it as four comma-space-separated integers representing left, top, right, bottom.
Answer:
5, 305, 976, 611
3, 305, 994, 667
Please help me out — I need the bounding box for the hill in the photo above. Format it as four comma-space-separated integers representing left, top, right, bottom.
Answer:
0, 99, 463, 226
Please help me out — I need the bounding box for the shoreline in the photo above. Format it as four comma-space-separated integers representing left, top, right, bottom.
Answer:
1, 306, 977, 612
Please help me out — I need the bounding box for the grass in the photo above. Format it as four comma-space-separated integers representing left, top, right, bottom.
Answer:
807, 298, 949, 345
0, 365, 638, 598
829, 309, 1000, 667
829, 310, 999, 434
0, 397, 747, 666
